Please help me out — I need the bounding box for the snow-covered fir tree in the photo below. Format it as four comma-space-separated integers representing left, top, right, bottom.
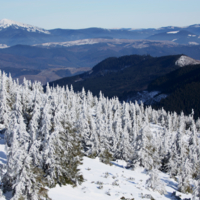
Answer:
146, 168, 166, 195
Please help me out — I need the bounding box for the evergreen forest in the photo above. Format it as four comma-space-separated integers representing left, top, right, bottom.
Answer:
149, 64, 200, 119
0, 71, 200, 199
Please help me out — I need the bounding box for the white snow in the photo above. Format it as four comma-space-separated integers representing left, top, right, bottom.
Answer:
188, 34, 196, 37
34, 39, 100, 47
189, 42, 199, 45
34, 39, 178, 49
0, 125, 5, 130
0, 44, 9, 49
0, 19, 50, 34
34, 38, 139, 48
175, 55, 200, 67
34, 39, 107, 47
0, 123, 194, 200
167, 31, 179, 34
0, 135, 6, 166
47, 156, 193, 200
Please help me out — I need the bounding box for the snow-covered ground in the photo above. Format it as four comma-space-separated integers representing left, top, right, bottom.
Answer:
0, 129, 193, 200
0, 134, 12, 200
48, 157, 192, 200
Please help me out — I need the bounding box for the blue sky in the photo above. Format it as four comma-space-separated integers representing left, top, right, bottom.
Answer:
1, 0, 200, 29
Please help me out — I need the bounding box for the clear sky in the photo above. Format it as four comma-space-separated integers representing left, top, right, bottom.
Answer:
1, 0, 200, 30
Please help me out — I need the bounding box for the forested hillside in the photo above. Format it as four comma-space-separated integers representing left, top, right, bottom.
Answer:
148, 64, 200, 119
0, 71, 200, 199
49, 54, 182, 98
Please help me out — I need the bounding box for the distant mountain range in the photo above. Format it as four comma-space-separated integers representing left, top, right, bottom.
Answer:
0, 19, 200, 84
147, 30, 200, 45
1, 40, 200, 84
0, 19, 200, 46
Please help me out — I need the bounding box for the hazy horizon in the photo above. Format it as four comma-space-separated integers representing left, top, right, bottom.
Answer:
1, 0, 200, 30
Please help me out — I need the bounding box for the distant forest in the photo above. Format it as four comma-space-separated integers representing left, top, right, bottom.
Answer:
149, 64, 200, 119
49, 54, 181, 98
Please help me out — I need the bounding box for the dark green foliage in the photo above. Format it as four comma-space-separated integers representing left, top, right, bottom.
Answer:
120, 197, 134, 200
88, 151, 98, 159
49, 54, 181, 99
50, 123, 84, 188
99, 149, 113, 165
154, 83, 200, 119
150, 64, 200, 119
148, 64, 200, 93
38, 188, 52, 200
178, 184, 193, 194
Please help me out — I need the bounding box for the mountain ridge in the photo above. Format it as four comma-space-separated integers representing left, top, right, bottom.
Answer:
0, 19, 50, 34
0, 19, 200, 46
48, 54, 193, 98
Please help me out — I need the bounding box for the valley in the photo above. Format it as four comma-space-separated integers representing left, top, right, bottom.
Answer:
0, 19, 200, 85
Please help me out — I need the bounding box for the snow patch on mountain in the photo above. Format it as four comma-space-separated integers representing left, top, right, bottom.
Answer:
175, 55, 200, 67
189, 42, 199, 45
34, 39, 100, 47
0, 44, 9, 49
34, 39, 178, 48
188, 34, 196, 37
167, 31, 179, 34
0, 19, 50, 34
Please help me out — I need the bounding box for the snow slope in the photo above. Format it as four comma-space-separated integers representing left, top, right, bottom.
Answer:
167, 31, 179, 34
48, 156, 192, 200
0, 19, 50, 34
0, 44, 9, 49
0, 124, 194, 200
175, 55, 200, 67
34, 39, 100, 47
34, 39, 177, 48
